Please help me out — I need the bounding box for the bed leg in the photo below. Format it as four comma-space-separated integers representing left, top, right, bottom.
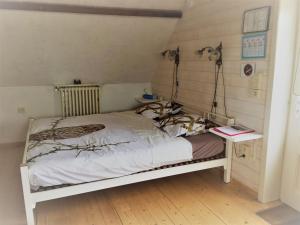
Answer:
224, 140, 233, 183
20, 165, 36, 225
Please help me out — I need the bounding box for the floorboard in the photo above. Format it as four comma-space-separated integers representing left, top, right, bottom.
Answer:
0, 143, 280, 225
35, 170, 280, 225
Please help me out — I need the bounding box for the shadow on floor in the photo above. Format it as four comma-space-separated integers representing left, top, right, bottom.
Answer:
0, 143, 26, 225
257, 204, 300, 225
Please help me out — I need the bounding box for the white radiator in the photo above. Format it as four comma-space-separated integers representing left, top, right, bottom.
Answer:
56, 85, 101, 117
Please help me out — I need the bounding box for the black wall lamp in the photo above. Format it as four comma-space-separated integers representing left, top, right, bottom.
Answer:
196, 42, 223, 68
161, 47, 180, 101
161, 47, 180, 66
195, 42, 227, 116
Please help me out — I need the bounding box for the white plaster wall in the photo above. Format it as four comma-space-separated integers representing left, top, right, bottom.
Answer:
259, 0, 298, 203
0, 82, 151, 143
0, 0, 184, 143
101, 82, 151, 113
0, 11, 179, 86
0, 86, 60, 143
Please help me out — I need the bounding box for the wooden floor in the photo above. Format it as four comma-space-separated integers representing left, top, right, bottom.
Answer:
36, 169, 279, 225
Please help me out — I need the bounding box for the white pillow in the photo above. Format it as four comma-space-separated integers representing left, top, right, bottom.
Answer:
136, 101, 176, 119
157, 113, 206, 137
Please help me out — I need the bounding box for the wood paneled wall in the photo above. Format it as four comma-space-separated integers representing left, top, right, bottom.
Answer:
152, 0, 275, 191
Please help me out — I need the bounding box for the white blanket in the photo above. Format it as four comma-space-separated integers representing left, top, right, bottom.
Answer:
27, 111, 192, 190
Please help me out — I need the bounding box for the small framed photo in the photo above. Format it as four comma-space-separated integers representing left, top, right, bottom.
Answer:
243, 6, 271, 33
241, 63, 256, 78
242, 32, 267, 59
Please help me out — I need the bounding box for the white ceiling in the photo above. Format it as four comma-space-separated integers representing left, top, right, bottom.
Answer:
0, 1, 185, 86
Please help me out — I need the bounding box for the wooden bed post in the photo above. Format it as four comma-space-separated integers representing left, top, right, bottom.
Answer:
20, 164, 36, 225
224, 140, 233, 183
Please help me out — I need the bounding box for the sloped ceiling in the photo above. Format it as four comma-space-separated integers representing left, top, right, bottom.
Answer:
0, 0, 185, 86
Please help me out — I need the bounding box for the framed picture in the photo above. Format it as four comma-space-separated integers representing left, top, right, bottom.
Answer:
242, 6, 271, 33
242, 32, 267, 59
241, 63, 256, 78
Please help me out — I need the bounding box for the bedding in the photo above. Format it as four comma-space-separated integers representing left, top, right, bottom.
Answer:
35, 133, 225, 192
135, 101, 182, 119
26, 111, 193, 190
184, 133, 224, 160
154, 113, 206, 137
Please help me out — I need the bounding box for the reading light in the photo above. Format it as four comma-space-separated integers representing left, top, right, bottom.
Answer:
161, 47, 180, 101
196, 42, 223, 68
195, 42, 227, 117
161, 47, 180, 65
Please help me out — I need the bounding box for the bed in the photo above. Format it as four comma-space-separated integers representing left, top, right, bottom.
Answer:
20, 110, 234, 225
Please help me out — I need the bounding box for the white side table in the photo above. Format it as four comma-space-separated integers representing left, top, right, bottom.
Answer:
209, 128, 263, 183
209, 128, 263, 142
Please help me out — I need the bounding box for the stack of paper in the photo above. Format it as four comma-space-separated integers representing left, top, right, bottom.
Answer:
214, 125, 254, 136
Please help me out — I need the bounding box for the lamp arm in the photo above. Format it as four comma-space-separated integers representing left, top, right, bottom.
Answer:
196, 46, 214, 55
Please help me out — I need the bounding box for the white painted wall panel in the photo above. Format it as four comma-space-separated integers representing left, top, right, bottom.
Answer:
0, 82, 151, 143
0, 0, 183, 143
101, 82, 151, 113
0, 11, 178, 86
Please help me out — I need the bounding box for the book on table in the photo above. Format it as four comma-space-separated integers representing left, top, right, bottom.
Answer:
214, 125, 255, 136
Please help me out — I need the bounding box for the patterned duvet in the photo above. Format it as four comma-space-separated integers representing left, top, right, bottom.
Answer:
26, 111, 193, 190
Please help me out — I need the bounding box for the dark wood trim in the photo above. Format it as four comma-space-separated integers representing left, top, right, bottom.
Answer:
0, 1, 182, 18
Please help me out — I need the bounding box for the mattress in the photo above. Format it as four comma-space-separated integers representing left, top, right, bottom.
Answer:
184, 133, 225, 160
26, 111, 193, 190
26, 111, 225, 191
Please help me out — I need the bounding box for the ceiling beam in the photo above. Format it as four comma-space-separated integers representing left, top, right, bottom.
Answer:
0, 1, 183, 18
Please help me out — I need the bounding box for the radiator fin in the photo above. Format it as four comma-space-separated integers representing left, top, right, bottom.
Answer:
56, 85, 101, 117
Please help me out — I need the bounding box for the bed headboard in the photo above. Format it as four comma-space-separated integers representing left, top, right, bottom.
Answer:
182, 106, 235, 126
55, 84, 101, 118
203, 111, 235, 126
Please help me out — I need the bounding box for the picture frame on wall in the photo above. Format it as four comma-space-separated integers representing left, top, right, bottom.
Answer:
242, 32, 267, 59
242, 6, 271, 33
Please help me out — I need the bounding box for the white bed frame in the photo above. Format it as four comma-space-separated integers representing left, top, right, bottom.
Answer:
20, 112, 234, 225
